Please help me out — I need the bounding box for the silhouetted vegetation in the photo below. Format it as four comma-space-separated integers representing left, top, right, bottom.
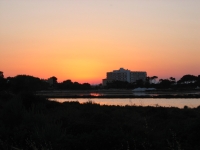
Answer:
1, 71, 200, 92
0, 73, 7, 91
106, 80, 130, 89
0, 93, 200, 149
58, 80, 91, 90
105, 75, 200, 90
1, 71, 200, 149
6, 75, 49, 93
158, 79, 172, 89
0, 72, 91, 92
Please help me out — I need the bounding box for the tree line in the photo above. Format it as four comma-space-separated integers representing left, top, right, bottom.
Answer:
106, 74, 200, 89
0, 71, 91, 92
1, 71, 200, 92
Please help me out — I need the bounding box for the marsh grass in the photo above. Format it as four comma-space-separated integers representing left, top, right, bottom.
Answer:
0, 93, 200, 149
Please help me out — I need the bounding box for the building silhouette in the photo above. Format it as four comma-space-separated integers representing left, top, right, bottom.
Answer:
0, 71, 4, 78
102, 68, 147, 86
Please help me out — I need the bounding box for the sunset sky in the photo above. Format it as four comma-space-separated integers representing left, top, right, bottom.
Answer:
0, 0, 200, 84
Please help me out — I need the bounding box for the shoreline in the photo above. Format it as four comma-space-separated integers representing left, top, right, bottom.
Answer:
41, 95, 200, 98
36, 90, 200, 98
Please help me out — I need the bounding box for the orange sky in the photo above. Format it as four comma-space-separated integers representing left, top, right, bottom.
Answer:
0, 0, 200, 84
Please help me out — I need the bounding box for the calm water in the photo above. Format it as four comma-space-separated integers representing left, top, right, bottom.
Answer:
50, 98, 200, 108
39, 90, 200, 97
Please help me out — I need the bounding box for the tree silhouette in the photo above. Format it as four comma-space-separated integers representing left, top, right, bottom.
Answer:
0, 71, 6, 91
159, 79, 171, 89
58, 80, 91, 90
82, 83, 91, 90
150, 76, 158, 84
196, 75, 200, 86
169, 77, 176, 84
135, 79, 144, 88
145, 76, 150, 87
8, 75, 48, 92
178, 75, 197, 84
58, 79, 73, 89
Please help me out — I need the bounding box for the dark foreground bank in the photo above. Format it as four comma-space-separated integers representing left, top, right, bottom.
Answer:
0, 92, 200, 150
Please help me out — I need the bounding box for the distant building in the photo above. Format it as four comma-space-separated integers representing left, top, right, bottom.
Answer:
0, 71, 4, 78
47, 76, 57, 86
103, 68, 147, 85
130, 71, 147, 82
102, 79, 107, 86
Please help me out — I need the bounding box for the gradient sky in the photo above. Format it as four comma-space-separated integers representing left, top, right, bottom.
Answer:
0, 0, 200, 84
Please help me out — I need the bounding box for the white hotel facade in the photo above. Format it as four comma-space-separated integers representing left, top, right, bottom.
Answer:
102, 68, 147, 86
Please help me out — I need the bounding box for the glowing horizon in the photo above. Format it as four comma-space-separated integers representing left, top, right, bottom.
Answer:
0, 0, 200, 84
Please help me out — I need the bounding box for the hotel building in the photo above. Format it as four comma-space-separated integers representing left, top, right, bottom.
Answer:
102, 68, 147, 86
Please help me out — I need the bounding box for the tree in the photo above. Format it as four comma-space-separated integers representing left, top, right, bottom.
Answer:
61, 80, 73, 89
82, 83, 91, 90
159, 79, 163, 83
150, 76, 158, 84
145, 76, 150, 87
0, 71, 6, 91
159, 79, 171, 89
73, 82, 81, 89
178, 75, 197, 84
169, 77, 176, 84
195, 75, 200, 86
135, 79, 144, 88
58, 80, 91, 90
8, 75, 48, 92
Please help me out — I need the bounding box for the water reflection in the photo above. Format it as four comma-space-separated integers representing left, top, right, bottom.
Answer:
132, 92, 159, 97
50, 98, 200, 108
78, 91, 200, 97
38, 90, 200, 98
90, 93, 103, 97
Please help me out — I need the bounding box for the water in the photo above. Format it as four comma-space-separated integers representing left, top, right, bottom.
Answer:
49, 98, 200, 108
38, 90, 200, 97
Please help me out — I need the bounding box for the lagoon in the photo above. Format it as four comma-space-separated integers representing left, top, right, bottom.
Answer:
50, 98, 200, 108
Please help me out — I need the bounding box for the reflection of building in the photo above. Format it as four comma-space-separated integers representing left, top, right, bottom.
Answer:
102, 68, 147, 85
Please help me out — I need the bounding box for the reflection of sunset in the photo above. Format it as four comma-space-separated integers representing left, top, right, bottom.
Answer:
50, 98, 200, 108
90, 93, 102, 97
